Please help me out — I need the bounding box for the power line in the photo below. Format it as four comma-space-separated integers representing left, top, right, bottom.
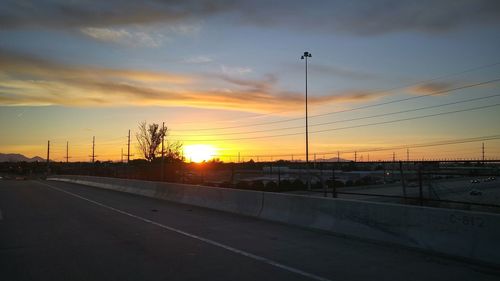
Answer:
172, 103, 500, 142
312, 103, 500, 135
172, 93, 500, 137
173, 77, 500, 132
215, 134, 500, 159
167, 60, 500, 129
329, 135, 500, 155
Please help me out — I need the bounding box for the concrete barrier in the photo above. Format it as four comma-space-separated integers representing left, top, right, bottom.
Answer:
47, 175, 500, 266
48, 175, 263, 217
259, 192, 500, 265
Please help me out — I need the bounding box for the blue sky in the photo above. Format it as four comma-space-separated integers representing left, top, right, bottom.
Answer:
1, 0, 500, 161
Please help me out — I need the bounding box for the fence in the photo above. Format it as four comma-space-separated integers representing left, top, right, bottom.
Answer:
2, 159, 499, 213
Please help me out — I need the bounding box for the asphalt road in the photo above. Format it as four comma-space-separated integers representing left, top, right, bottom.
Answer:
1, 180, 499, 281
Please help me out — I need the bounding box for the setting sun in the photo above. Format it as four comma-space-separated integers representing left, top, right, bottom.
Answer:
184, 144, 217, 163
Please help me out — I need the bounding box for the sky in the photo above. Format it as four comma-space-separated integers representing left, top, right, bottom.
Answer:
1, 0, 500, 162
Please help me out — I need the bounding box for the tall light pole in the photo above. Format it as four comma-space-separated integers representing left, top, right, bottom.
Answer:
301, 51, 312, 189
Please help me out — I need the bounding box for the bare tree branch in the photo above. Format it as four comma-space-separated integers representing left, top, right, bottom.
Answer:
135, 121, 182, 162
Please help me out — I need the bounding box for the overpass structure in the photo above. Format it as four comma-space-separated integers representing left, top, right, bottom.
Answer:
1, 177, 499, 281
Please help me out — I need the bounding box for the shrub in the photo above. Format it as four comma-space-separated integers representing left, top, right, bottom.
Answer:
251, 180, 265, 190
265, 181, 278, 191
236, 180, 249, 189
291, 179, 305, 190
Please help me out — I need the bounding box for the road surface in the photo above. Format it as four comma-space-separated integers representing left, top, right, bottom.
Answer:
1, 179, 499, 281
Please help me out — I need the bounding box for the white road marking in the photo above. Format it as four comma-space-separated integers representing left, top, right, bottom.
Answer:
38, 181, 333, 281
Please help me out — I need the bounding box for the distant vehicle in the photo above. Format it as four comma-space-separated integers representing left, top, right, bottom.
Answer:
470, 179, 480, 184
469, 189, 482, 196
489, 176, 496, 181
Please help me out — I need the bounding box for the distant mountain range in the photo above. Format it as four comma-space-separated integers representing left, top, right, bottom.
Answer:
0, 153, 45, 162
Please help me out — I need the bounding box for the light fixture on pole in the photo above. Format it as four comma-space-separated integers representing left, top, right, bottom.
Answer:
301, 51, 312, 189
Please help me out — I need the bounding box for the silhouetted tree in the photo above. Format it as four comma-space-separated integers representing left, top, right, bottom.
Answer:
165, 140, 183, 162
136, 121, 183, 162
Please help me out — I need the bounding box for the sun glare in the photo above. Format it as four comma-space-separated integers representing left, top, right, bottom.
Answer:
184, 144, 217, 163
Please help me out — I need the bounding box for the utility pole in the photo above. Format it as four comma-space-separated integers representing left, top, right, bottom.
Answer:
407, 148, 409, 162
238, 152, 241, 163
65, 141, 70, 163
161, 122, 165, 181
90, 136, 96, 163
337, 151, 340, 163
354, 151, 357, 162
46, 140, 50, 174
301, 51, 312, 190
121, 148, 124, 163
127, 129, 131, 163
482, 142, 485, 163
392, 152, 396, 162
126, 130, 134, 179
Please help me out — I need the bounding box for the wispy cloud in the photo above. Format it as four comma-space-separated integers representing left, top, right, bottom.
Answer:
407, 82, 453, 95
80, 27, 165, 47
221, 65, 253, 75
183, 55, 214, 64
288, 62, 379, 80
214, 74, 276, 91
317, 90, 388, 104
0, 49, 394, 112
0, 50, 191, 84
166, 23, 202, 36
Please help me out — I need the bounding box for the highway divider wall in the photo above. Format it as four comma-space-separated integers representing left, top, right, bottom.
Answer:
48, 175, 500, 266
48, 175, 264, 217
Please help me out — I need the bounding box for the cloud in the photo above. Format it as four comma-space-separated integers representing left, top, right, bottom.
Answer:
166, 23, 202, 36
0, 0, 229, 29
289, 62, 379, 80
183, 55, 214, 64
0, 50, 191, 84
2, 1, 499, 35
80, 27, 164, 47
407, 82, 453, 95
215, 73, 277, 90
221, 65, 252, 75
234, 0, 500, 35
315, 90, 388, 104
0, 49, 389, 112
312, 64, 378, 80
